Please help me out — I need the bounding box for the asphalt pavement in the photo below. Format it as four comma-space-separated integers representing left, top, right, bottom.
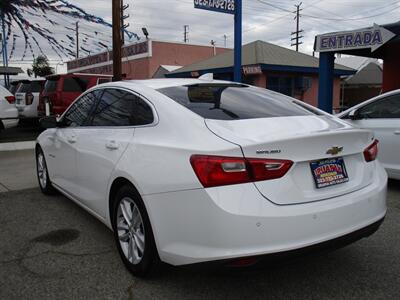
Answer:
0, 150, 399, 299
0, 120, 41, 143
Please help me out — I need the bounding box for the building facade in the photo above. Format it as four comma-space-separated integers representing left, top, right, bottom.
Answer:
66, 40, 228, 79
168, 41, 354, 109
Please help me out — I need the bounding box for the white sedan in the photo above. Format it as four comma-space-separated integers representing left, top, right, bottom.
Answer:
338, 89, 400, 180
0, 85, 19, 131
36, 79, 387, 277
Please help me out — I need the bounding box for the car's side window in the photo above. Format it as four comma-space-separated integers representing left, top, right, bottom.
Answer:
90, 89, 154, 127
124, 92, 154, 126
358, 95, 400, 119
62, 91, 100, 127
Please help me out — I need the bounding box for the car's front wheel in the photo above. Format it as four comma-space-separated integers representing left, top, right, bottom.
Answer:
112, 185, 159, 277
36, 146, 56, 195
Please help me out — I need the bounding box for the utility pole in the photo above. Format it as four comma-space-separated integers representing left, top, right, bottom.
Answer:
75, 21, 79, 59
223, 34, 227, 48
112, 0, 122, 81
291, 2, 303, 52
183, 25, 189, 43
1, 10, 9, 87
120, 0, 130, 45
234, 0, 242, 83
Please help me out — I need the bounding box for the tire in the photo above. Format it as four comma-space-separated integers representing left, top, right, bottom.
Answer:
112, 185, 160, 277
36, 146, 57, 195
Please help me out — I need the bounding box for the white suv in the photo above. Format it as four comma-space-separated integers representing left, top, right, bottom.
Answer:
15, 79, 45, 119
0, 85, 19, 131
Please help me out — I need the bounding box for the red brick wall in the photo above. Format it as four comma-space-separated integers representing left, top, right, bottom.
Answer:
251, 72, 341, 109
149, 41, 228, 78
69, 41, 229, 80
382, 43, 400, 93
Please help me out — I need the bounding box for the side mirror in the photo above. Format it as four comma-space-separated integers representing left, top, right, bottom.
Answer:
348, 109, 361, 120
39, 116, 59, 129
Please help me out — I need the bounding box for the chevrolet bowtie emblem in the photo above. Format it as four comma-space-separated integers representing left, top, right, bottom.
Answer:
326, 146, 343, 156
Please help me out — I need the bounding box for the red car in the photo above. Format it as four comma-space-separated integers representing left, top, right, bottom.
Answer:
38, 73, 112, 117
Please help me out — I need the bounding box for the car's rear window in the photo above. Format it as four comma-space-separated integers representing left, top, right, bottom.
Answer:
63, 77, 90, 92
9, 83, 19, 94
97, 78, 112, 85
17, 81, 43, 93
44, 79, 59, 93
158, 84, 317, 120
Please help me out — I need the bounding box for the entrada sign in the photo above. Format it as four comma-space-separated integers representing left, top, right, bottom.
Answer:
193, 0, 235, 15
315, 24, 395, 53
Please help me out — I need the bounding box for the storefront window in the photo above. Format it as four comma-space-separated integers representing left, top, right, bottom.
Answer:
268, 76, 294, 96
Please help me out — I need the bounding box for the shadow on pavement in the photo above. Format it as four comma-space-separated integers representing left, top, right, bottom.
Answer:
0, 119, 42, 143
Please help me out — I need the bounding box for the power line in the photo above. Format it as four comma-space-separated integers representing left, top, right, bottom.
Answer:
255, 0, 400, 22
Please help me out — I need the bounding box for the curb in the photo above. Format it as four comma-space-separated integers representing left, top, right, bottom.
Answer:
0, 141, 36, 152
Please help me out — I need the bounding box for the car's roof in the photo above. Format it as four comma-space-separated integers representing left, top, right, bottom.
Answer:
123, 78, 240, 89
338, 88, 400, 117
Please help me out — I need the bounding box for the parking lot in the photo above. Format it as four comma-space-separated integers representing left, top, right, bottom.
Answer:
0, 149, 399, 300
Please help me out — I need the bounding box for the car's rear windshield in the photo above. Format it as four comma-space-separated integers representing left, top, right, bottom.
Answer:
157, 84, 318, 120
44, 79, 59, 93
9, 83, 19, 94
17, 81, 44, 93
63, 77, 90, 92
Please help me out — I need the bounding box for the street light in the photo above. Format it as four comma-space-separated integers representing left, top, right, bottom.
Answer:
98, 42, 110, 61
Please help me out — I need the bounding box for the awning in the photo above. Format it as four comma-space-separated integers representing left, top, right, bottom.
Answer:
0, 66, 24, 75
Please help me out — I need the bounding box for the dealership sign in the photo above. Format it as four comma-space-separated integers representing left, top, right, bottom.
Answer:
193, 0, 235, 14
67, 41, 149, 72
315, 24, 395, 53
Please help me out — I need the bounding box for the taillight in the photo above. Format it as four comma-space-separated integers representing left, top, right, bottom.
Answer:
190, 155, 293, 188
26, 93, 34, 105
5, 96, 15, 104
247, 158, 294, 181
364, 140, 379, 162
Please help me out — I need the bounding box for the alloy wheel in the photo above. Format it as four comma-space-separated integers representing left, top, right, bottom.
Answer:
117, 197, 146, 265
37, 152, 47, 189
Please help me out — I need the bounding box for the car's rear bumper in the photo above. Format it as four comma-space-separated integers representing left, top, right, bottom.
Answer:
183, 216, 385, 269
143, 162, 387, 266
1, 108, 19, 129
16, 105, 38, 118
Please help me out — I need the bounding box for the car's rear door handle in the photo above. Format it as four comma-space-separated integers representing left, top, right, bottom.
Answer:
67, 135, 77, 144
106, 140, 119, 150
394, 130, 400, 135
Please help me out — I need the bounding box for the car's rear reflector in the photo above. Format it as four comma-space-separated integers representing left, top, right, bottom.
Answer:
228, 257, 258, 267
5, 96, 15, 104
190, 155, 293, 188
364, 140, 379, 162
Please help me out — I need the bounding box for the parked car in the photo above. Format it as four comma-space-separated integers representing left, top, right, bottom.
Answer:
0, 85, 19, 131
36, 79, 387, 277
15, 79, 45, 119
338, 89, 400, 180
38, 73, 112, 117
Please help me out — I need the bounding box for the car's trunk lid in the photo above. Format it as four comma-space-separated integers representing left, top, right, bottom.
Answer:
205, 115, 375, 205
